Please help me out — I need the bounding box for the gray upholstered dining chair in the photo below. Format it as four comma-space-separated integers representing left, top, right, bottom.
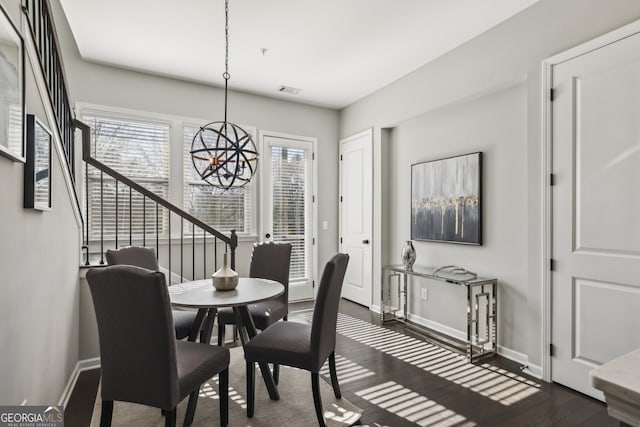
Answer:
243, 253, 349, 427
86, 265, 230, 427
216, 241, 291, 343
106, 246, 201, 341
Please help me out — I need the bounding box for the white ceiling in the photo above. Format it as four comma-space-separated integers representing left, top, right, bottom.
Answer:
60, 0, 538, 109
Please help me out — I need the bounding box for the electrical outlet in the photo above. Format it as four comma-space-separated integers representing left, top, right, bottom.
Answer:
421, 288, 428, 300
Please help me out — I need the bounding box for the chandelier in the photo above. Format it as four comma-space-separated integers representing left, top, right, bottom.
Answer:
190, 0, 258, 190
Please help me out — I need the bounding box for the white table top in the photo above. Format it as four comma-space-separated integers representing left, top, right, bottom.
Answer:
591, 348, 640, 403
169, 277, 284, 309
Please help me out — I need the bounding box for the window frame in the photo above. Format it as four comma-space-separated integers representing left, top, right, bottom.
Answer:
76, 102, 258, 243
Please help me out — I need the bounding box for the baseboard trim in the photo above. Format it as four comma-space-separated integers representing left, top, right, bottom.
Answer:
59, 357, 101, 407
399, 312, 544, 379
406, 313, 467, 342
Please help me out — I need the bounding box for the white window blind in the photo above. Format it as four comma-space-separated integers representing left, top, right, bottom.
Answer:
83, 113, 170, 240
271, 146, 307, 281
183, 125, 253, 234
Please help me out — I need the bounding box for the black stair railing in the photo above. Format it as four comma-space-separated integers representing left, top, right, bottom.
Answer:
75, 119, 237, 280
22, 0, 75, 179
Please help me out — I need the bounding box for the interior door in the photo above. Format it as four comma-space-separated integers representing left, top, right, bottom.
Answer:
339, 129, 373, 307
262, 134, 314, 301
551, 30, 640, 399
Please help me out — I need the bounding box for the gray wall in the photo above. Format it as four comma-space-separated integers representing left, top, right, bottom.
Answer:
0, 0, 81, 405
48, 1, 341, 359
50, 0, 340, 272
339, 0, 640, 368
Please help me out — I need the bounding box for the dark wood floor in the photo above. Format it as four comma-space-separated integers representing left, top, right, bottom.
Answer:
65, 299, 613, 427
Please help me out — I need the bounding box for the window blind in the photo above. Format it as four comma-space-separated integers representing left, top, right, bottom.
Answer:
83, 113, 170, 240
183, 125, 253, 234
271, 146, 307, 281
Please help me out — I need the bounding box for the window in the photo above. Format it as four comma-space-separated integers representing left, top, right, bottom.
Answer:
183, 125, 253, 234
83, 113, 170, 240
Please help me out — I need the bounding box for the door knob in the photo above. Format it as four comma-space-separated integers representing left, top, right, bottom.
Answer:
265, 233, 271, 239
362, 239, 370, 244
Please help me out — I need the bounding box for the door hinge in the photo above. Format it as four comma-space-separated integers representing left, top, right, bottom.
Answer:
312, 195, 315, 203
340, 154, 343, 161
550, 88, 555, 102
312, 237, 315, 245
550, 343, 555, 356
312, 152, 315, 160
312, 280, 315, 289
340, 237, 343, 244
550, 258, 556, 271
340, 196, 343, 202
550, 173, 555, 186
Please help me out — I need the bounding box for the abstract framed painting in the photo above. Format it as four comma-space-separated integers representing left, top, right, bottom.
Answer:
411, 152, 482, 245
0, 4, 24, 162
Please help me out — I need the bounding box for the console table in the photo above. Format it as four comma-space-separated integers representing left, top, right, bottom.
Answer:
381, 264, 498, 363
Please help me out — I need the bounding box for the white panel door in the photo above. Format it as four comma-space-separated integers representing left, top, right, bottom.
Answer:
339, 129, 372, 306
262, 135, 314, 301
551, 30, 640, 399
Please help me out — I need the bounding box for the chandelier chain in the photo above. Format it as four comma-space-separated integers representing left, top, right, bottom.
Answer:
224, 0, 229, 80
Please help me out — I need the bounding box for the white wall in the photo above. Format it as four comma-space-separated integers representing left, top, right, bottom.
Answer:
0, 0, 81, 405
340, 0, 640, 368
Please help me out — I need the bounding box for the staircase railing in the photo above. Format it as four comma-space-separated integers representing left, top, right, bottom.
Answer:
75, 119, 237, 279
22, 0, 75, 179
22, 0, 237, 278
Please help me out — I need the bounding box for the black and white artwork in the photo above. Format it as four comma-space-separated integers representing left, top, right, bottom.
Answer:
411, 152, 482, 245
24, 115, 52, 210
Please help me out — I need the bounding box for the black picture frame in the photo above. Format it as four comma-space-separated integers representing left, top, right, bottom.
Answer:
411, 152, 482, 245
24, 115, 52, 210
0, 4, 25, 162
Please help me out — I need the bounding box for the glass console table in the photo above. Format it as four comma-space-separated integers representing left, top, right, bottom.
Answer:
381, 264, 498, 363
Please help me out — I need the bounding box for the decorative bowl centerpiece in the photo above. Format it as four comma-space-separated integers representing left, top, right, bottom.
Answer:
212, 253, 239, 291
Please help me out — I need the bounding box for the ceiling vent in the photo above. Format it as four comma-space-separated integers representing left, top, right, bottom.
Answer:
277, 85, 301, 95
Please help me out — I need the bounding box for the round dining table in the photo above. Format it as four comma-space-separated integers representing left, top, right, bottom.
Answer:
169, 277, 284, 401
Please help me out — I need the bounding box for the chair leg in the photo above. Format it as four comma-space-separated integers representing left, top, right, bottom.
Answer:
218, 323, 225, 347
311, 372, 326, 427
99, 400, 113, 427
328, 351, 342, 399
273, 363, 280, 385
183, 387, 199, 427
246, 361, 255, 418
220, 368, 229, 427
164, 409, 176, 427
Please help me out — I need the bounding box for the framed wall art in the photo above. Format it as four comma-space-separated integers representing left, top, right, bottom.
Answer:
411, 152, 482, 245
24, 115, 52, 210
0, 4, 24, 162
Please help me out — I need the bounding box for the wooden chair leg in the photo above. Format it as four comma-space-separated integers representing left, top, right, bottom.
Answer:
99, 400, 113, 427
217, 323, 225, 347
328, 351, 341, 399
183, 387, 199, 427
311, 372, 326, 427
164, 409, 176, 427
246, 361, 255, 418
273, 363, 280, 385
220, 368, 229, 427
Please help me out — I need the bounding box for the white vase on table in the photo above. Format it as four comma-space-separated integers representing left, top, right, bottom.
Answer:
212, 253, 239, 291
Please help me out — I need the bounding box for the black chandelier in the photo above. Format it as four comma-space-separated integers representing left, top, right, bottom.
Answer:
190, 0, 258, 190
